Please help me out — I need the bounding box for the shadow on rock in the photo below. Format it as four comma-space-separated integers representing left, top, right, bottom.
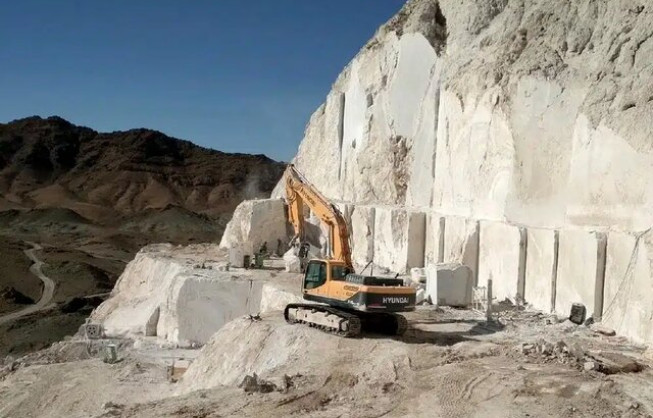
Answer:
396, 319, 505, 346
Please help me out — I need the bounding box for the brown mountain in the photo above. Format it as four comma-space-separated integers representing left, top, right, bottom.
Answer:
0, 116, 285, 355
0, 116, 285, 222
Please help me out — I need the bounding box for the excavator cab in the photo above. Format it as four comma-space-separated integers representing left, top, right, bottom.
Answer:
303, 259, 352, 290
303, 260, 326, 289
283, 164, 415, 337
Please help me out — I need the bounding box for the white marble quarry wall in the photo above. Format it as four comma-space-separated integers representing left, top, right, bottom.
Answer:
260, 0, 653, 343
424, 213, 445, 265
602, 230, 653, 345
373, 207, 426, 273
219, 199, 288, 254
350, 205, 376, 269
555, 230, 607, 320
442, 216, 479, 283
274, 0, 653, 227
286, 30, 440, 207
524, 228, 558, 313
477, 222, 526, 304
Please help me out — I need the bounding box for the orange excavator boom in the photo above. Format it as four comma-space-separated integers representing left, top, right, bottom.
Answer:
283, 164, 353, 269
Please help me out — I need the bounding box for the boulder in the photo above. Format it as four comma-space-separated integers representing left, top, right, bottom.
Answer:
590, 324, 616, 337
228, 246, 245, 268
415, 288, 426, 305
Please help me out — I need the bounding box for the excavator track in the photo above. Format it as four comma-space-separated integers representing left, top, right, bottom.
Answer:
284, 303, 362, 337
284, 304, 408, 337
358, 311, 408, 336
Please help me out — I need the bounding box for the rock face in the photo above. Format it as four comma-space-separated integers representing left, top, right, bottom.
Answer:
90, 244, 299, 346
261, 0, 653, 343
478, 221, 526, 304
373, 208, 426, 273
91, 245, 187, 340
282, 0, 653, 232
602, 230, 653, 345
555, 230, 606, 320
524, 228, 558, 313
219, 198, 289, 256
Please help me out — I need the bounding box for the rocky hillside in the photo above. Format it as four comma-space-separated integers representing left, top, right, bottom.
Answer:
0, 116, 284, 222
0, 116, 285, 354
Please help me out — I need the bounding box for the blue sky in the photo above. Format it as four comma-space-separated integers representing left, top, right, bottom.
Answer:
0, 1, 404, 161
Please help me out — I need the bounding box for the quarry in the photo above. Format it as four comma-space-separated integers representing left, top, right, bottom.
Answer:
2, 0, 653, 417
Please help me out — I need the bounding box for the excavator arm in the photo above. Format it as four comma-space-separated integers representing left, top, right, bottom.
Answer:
284, 164, 353, 269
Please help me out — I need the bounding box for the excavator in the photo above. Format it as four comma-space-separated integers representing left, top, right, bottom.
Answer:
282, 164, 416, 337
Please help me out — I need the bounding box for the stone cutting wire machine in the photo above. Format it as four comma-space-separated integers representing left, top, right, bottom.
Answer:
282, 164, 416, 337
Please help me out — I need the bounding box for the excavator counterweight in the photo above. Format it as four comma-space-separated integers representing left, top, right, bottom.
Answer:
282, 164, 416, 337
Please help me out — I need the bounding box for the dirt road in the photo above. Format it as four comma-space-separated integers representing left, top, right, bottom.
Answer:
0, 242, 56, 325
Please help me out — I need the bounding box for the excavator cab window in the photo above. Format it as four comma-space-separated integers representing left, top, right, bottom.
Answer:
304, 261, 326, 289
331, 265, 351, 281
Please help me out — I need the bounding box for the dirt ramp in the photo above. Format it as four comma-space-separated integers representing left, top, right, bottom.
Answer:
176, 315, 411, 395
177, 317, 338, 392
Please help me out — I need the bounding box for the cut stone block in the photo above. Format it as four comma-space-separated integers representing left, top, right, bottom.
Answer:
424, 213, 445, 265
425, 263, 473, 307
373, 208, 426, 273
219, 198, 288, 255
602, 230, 653, 345
555, 230, 606, 320
157, 272, 263, 347
93, 248, 186, 338
92, 247, 265, 347
478, 221, 526, 304
524, 228, 558, 312
350, 205, 376, 269
443, 216, 479, 284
